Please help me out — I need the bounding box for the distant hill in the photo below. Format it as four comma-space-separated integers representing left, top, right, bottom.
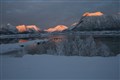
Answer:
71, 15, 120, 31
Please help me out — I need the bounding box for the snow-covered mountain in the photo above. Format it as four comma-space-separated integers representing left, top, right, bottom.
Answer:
0, 24, 41, 34
45, 25, 68, 32
0, 24, 18, 34
70, 14, 120, 31
16, 25, 40, 33
1, 14, 120, 35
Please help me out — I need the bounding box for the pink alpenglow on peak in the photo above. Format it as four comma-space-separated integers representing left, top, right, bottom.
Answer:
45, 25, 68, 32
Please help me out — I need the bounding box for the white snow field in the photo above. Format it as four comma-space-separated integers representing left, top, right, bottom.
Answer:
0, 54, 120, 80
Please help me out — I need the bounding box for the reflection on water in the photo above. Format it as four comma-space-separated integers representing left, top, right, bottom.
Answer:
49, 35, 65, 43
19, 39, 28, 43
0, 35, 120, 57
0, 38, 41, 44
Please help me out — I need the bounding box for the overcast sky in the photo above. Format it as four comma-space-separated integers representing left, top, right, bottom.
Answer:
0, 0, 120, 29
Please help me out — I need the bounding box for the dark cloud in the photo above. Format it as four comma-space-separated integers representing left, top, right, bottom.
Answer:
1, 0, 119, 29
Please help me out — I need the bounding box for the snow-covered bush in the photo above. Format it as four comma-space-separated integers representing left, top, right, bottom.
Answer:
24, 35, 116, 57
55, 35, 114, 57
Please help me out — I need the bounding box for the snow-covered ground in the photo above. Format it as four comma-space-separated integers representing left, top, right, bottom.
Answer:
0, 36, 119, 80
0, 39, 49, 54
0, 54, 120, 80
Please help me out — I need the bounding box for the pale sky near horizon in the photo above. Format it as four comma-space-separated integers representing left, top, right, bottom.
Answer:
0, 0, 120, 29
